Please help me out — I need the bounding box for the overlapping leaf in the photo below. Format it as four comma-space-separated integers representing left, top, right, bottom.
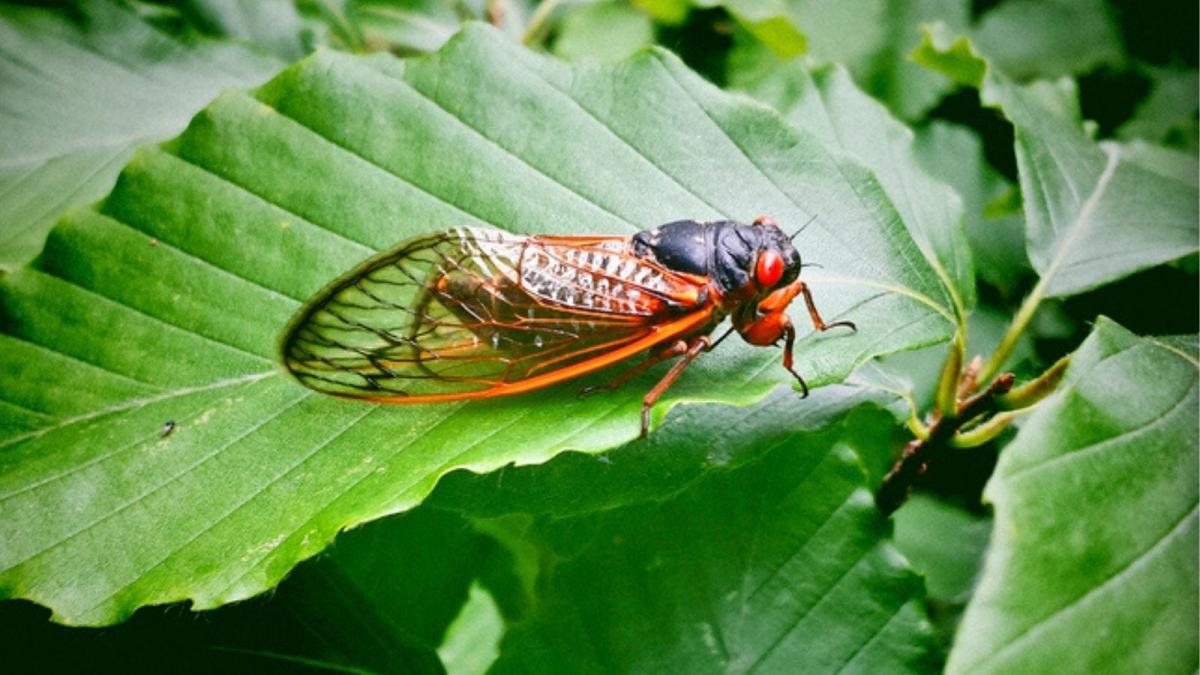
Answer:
948, 318, 1198, 673
458, 388, 938, 673
0, 0, 283, 270
912, 121, 1029, 296
0, 24, 956, 625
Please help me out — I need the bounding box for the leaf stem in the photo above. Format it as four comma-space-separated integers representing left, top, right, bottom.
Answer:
875, 338, 1075, 514
522, 0, 561, 45
978, 270, 1048, 385
875, 370, 1015, 516
997, 353, 1070, 410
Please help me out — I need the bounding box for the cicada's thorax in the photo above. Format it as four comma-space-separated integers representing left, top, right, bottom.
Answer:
631, 219, 802, 315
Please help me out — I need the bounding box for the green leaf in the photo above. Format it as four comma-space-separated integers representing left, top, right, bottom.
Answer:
453, 386, 940, 667
0, 24, 956, 626
972, 0, 1124, 81
352, 0, 484, 54
1118, 67, 1199, 152
698, 0, 807, 58
438, 583, 505, 675
893, 494, 989, 604
431, 385, 902, 520
177, 0, 309, 60
486, 394, 939, 673
912, 121, 1031, 296
0, 0, 284, 271
0, 506, 486, 673
866, 0, 970, 120
948, 318, 1199, 674
914, 25, 1200, 298
1115, 139, 1200, 188
553, 1, 655, 63
728, 0, 968, 121
787, 0, 883, 71
633, 0, 689, 24
736, 60, 975, 322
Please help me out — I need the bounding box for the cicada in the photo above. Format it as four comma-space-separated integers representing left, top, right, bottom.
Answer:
280, 216, 855, 436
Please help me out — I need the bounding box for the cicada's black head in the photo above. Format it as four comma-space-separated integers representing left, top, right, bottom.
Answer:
632, 218, 803, 296
710, 220, 802, 295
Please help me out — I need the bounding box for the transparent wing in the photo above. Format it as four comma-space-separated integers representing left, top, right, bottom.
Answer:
280, 227, 713, 401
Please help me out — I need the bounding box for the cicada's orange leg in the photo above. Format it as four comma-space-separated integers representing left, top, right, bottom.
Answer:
578, 339, 689, 399
797, 281, 856, 333
739, 280, 856, 398
778, 319, 808, 397
639, 335, 711, 437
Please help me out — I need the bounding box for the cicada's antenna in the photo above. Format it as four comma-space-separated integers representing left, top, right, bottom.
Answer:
789, 213, 818, 241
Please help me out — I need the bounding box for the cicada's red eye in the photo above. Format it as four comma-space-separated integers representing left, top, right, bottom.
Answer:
755, 249, 784, 287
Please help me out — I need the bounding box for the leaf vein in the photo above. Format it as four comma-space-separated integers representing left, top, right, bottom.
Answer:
0, 371, 276, 451
747, 536, 882, 673
1004, 379, 1196, 481
162, 145, 376, 254
0, 379, 264, 504
81, 396, 373, 617
382, 70, 642, 233
0, 387, 309, 575
976, 502, 1199, 671
102, 211, 305, 305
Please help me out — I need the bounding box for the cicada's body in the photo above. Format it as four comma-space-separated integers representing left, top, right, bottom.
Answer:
280, 216, 854, 435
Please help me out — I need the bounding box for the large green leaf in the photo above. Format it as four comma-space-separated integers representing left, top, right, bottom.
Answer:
0, 24, 956, 626
0, 0, 283, 270
948, 318, 1199, 674
0, 505, 490, 673
469, 390, 937, 673
430, 383, 900, 520
915, 26, 1199, 299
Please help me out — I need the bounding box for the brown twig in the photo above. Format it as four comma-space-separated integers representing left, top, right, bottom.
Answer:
875, 371, 1015, 516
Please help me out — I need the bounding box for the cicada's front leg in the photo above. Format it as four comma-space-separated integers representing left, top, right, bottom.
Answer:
795, 281, 856, 333
736, 280, 856, 397
740, 307, 810, 397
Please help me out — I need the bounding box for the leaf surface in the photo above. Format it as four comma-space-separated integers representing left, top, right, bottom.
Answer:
178, 0, 308, 60
0, 0, 283, 270
474, 389, 938, 673
948, 318, 1199, 674
1118, 67, 1199, 152
0, 24, 955, 625
912, 121, 1030, 296
729, 0, 969, 121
